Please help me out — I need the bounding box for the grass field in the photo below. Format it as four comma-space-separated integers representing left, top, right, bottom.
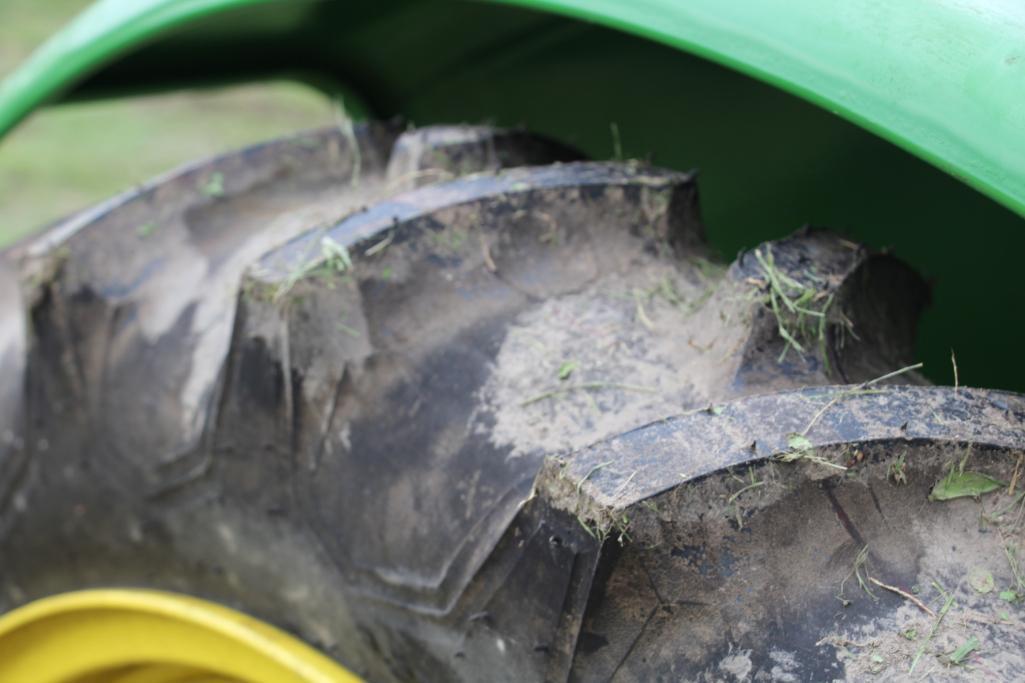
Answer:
0, 0, 333, 246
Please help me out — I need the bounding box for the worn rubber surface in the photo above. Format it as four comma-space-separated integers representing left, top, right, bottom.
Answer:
1, 124, 1023, 682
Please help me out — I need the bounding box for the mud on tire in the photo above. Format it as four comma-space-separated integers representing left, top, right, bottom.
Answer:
1, 124, 1023, 681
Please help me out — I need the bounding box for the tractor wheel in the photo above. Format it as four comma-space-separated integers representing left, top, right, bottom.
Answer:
0, 123, 1022, 682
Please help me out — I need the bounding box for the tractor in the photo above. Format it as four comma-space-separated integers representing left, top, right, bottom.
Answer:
0, 1, 1023, 680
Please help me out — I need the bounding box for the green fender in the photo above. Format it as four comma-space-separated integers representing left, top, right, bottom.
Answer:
2, 0, 1024, 217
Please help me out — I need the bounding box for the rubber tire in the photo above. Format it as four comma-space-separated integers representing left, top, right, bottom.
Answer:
4, 123, 1019, 682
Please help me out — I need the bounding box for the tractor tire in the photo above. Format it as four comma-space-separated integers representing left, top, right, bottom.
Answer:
1, 123, 1023, 682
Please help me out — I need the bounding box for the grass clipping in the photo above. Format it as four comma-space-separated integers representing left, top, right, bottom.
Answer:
753, 247, 847, 366
778, 363, 923, 471
274, 234, 353, 302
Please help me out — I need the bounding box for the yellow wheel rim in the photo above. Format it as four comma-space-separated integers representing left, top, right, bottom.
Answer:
0, 589, 361, 683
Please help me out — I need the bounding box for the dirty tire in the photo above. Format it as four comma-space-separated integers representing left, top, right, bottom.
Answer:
1, 124, 1023, 682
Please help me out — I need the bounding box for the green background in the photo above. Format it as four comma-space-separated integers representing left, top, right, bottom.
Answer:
0, 0, 332, 245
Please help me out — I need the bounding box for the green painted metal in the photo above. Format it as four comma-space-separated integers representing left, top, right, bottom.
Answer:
2, 0, 1025, 219
515, 0, 1025, 221
1, 0, 1024, 392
